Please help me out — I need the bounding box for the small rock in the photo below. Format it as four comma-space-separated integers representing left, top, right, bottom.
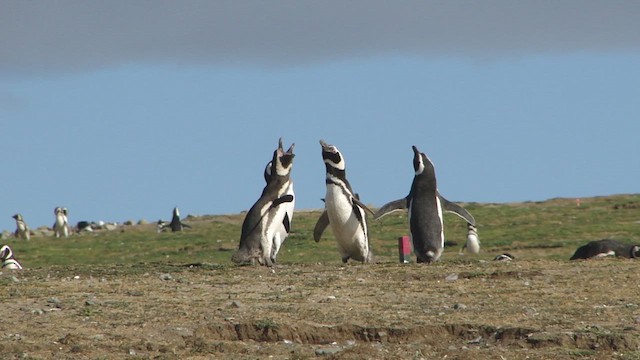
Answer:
47, 297, 62, 307
315, 347, 342, 356
32, 309, 44, 315
129, 349, 136, 355
230, 301, 243, 308
159, 273, 173, 281
453, 303, 467, 310
10, 276, 19, 283
85, 300, 96, 306
445, 273, 459, 281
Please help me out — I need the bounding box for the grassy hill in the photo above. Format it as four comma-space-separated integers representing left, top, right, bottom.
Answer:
6, 193, 640, 268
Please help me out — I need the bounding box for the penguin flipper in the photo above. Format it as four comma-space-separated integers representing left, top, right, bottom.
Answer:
352, 196, 375, 216
438, 193, 476, 226
373, 198, 408, 220
181, 222, 192, 229
313, 211, 330, 242
272, 194, 295, 208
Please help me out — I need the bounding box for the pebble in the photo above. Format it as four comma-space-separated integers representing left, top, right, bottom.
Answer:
445, 273, 459, 281
159, 273, 173, 281
47, 297, 60, 305
315, 347, 342, 356
453, 303, 467, 310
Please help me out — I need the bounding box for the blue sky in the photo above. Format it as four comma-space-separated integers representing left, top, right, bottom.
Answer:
1, 1, 639, 231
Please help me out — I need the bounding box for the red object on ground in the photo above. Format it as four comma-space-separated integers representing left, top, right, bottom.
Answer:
398, 236, 412, 263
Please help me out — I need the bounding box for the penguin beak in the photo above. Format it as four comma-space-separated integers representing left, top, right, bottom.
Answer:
320, 140, 335, 152
412, 145, 420, 155
286, 143, 295, 154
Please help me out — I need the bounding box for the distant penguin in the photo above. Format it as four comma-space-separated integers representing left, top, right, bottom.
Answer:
157, 219, 169, 233
493, 253, 515, 261
1, 244, 22, 269
232, 138, 295, 266
313, 140, 374, 263
460, 224, 480, 254
12, 214, 30, 240
570, 239, 640, 260
263, 152, 295, 264
168, 207, 191, 232
374, 145, 476, 263
53, 207, 70, 238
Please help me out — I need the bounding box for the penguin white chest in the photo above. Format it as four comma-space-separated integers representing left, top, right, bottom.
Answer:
325, 185, 367, 247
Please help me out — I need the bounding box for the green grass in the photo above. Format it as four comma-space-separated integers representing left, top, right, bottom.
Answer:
5, 194, 640, 268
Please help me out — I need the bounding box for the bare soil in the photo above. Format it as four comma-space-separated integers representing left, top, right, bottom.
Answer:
2, 258, 640, 359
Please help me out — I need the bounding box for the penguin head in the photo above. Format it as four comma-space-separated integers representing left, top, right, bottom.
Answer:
412, 145, 435, 176
12, 214, 22, 221
630, 245, 640, 258
173, 207, 180, 218
273, 138, 295, 176
0, 245, 12, 261
320, 140, 345, 171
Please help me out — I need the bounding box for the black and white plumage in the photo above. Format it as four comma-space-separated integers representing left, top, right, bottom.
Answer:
460, 224, 480, 254
313, 140, 373, 263
493, 253, 515, 261
12, 213, 31, 240
263, 158, 295, 264
374, 146, 476, 263
232, 138, 295, 267
53, 207, 70, 238
570, 239, 640, 260
168, 207, 191, 232
1, 245, 23, 270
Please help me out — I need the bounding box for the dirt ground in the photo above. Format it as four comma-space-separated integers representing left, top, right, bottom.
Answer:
2, 258, 639, 360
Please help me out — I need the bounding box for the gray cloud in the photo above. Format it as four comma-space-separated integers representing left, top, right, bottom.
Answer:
1, 0, 639, 76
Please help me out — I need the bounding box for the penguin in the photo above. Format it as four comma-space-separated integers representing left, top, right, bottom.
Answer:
313, 140, 374, 263
263, 155, 295, 264
493, 253, 515, 261
570, 239, 640, 260
53, 207, 70, 238
157, 219, 169, 233
1, 244, 23, 270
232, 138, 295, 267
460, 224, 480, 254
374, 145, 476, 263
168, 207, 191, 232
12, 214, 31, 240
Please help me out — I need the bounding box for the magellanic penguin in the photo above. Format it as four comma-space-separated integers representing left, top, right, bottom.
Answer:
232, 138, 295, 267
570, 239, 640, 260
374, 145, 476, 263
1, 244, 23, 270
168, 207, 191, 232
12, 214, 31, 240
263, 156, 295, 264
460, 224, 480, 254
313, 140, 374, 263
53, 207, 70, 238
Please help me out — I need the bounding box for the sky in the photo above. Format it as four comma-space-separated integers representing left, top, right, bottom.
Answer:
1, 1, 639, 232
